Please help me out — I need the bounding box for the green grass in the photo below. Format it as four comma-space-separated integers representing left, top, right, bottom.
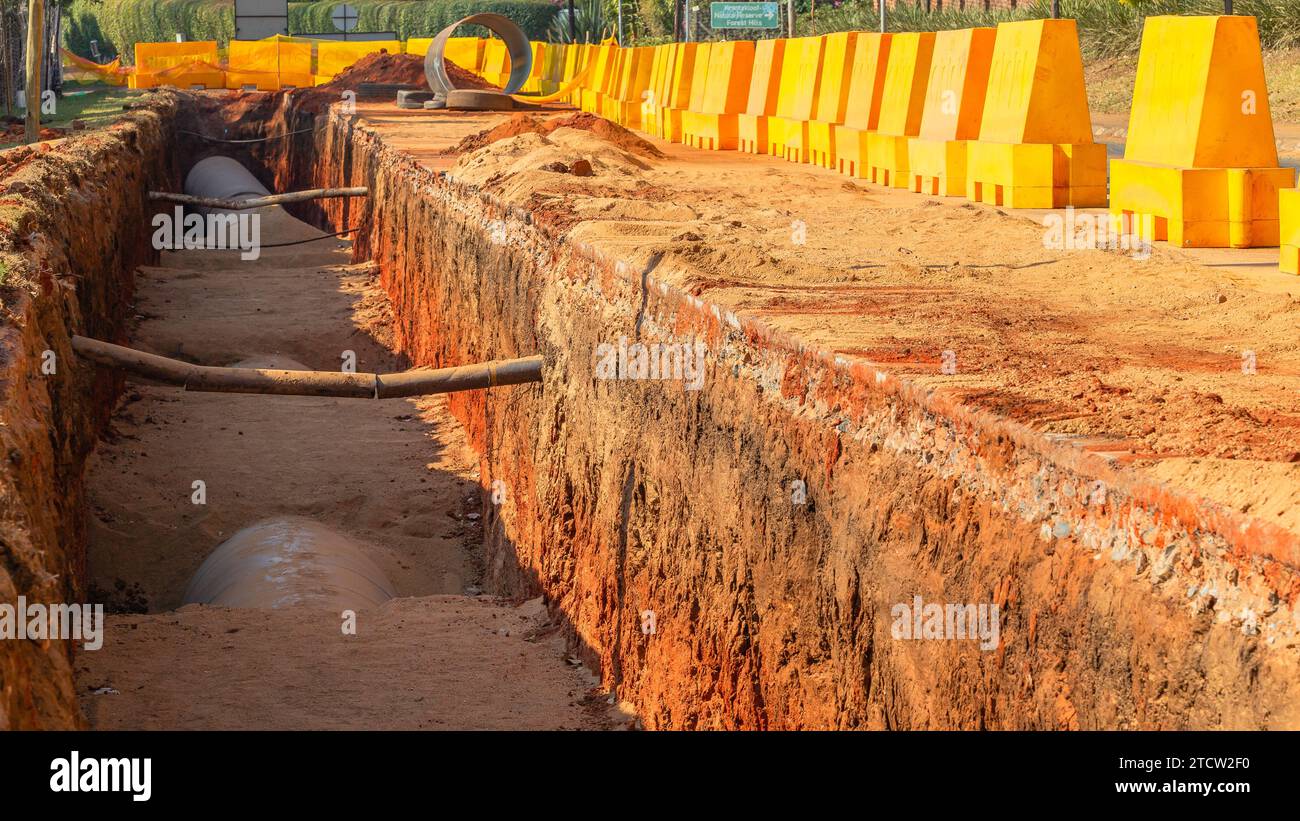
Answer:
46, 88, 143, 130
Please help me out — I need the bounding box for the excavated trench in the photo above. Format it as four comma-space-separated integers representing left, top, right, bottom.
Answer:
0, 91, 617, 730
3, 82, 1300, 730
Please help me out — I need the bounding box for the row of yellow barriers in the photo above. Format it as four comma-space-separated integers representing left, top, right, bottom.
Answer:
123, 34, 552, 92
114, 19, 1300, 269
556, 16, 1300, 271
563, 20, 1107, 212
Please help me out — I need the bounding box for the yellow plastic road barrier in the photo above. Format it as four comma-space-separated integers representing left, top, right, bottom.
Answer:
965, 19, 1105, 208
804, 31, 859, 167
226, 38, 313, 90
597, 47, 626, 116
662, 42, 712, 143
153, 59, 226, 90
580, 43, 617, 114
567, 43, 594, 105
830, 32, 892, 177
907, 27, 996, 196
767, 35, 827, 160
132, 41, 219, 88
661, 43, 701, 142
513, 61, 592, 104
481, 37, 510, 87
436, 37, 485, 73
641, 45, 676, 137
538, 42, 566, 94
1109, 16, 1292, 248
520, 42, 548, 93
682, 41, 757, 150
603, 46, 654, 126
1281, 189, 1300, 272
866, 31, 935, 187
737, 38, 787, 154
316, 40, 402, 81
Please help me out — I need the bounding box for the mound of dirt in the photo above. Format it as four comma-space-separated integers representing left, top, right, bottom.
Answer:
324, 51, 498, 93
447, 112, 663, 159
292, 52, 498, 115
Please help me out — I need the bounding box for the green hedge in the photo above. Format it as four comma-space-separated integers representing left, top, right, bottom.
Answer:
291, 1, 560, 41
65, 0, 235, 63
64, 0, 560, 64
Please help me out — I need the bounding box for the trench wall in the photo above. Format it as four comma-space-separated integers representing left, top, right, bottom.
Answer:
0, 99, 176, 729
295, 104, 1300, 729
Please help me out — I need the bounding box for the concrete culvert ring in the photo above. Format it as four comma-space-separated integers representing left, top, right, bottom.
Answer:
182, 517, 397, 610
183, 155, 270, 209
425, 13, 532, 96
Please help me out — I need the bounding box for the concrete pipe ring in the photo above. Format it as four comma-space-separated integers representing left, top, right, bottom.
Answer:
424, 13, 532, 96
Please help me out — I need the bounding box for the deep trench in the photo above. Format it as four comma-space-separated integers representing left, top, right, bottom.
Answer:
7, 88, 1297, 732
61, 95, 617, 731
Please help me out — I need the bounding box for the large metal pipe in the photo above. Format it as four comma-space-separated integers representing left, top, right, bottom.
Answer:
425, 13, 532, 96
183, 156, 271, 211
182, 518, 396, 609
72, 336, 544, 398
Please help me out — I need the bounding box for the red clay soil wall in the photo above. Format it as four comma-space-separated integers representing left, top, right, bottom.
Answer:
0, 97, 176, 729
299, 105, 1300, 730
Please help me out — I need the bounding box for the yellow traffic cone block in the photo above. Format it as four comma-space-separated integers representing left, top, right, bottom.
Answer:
737, 39, 787, 154
537, 42, 564, 95
1281, 189, 1300, 273
597, 48, 629, 119
866, 32, 935, 188
664, 43, 712, 143
768, 36, 827, 161
568, 44, 594, 106
641, 45, 675, 137
1109, 15, 1293, 247
966, 19, 1106, 209
603, 47, 654, 127
657, 43, 705, 143
580, 43, 618, 115
907, 27, 996, 196
831, 33, 892, 178
803, 32, 859, 168
682, 41, 757, 150
752, 38, 811, 157
521, 42, 548, 94
481, 38, 510, 88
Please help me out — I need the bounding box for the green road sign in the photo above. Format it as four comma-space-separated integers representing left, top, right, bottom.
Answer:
710, 1, 780, 29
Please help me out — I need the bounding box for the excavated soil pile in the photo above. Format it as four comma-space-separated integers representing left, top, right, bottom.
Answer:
448, 111, 663, 158
292, 52, 497, 115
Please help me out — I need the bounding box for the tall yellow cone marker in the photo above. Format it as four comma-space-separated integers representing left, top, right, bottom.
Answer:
907, 27, 996, 196
866, 31, 936, 188
965, 19, 1106, 208
1110, 15, 1293, 249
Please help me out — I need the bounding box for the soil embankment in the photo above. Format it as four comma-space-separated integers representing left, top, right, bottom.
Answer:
286, 97, 1300, 729
0, 101, 175, 729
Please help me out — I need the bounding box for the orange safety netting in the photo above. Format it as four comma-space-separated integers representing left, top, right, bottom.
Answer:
61, 49, 129, 85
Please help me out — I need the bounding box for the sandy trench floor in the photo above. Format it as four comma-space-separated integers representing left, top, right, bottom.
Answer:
75, 207, 619, 730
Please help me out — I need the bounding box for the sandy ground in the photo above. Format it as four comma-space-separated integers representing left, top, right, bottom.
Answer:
351, 102, 1300, 538
82, 597, 617, 730
76, 207, 618, 730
